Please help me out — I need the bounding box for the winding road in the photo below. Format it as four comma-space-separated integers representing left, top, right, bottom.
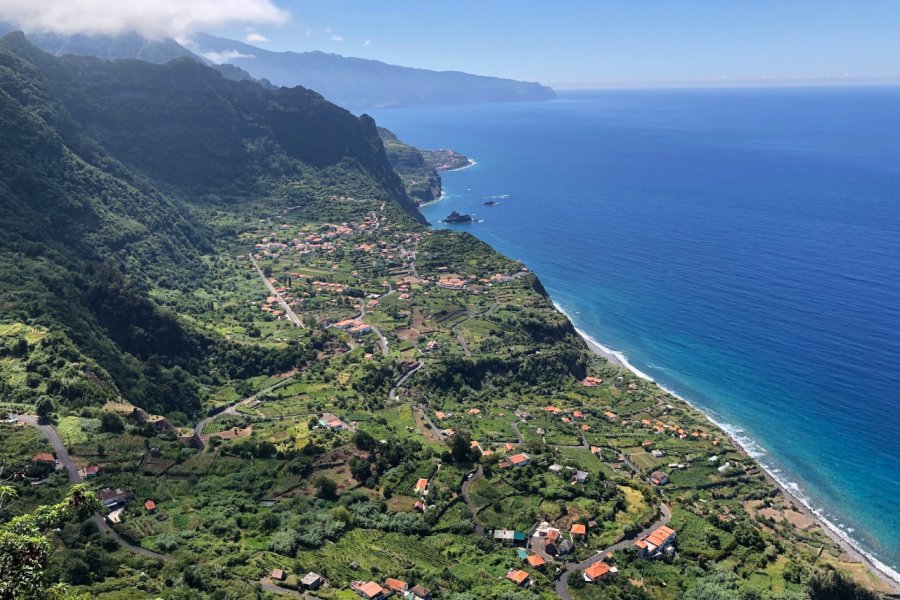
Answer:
11, 414, 174, 562
193, 375, 298, 448
388, 361, 423, 403
554, 503, 672, 600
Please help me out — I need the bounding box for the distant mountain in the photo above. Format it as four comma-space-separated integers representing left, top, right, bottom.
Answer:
187, 33, 556, 109
0, 27, 273, 88
0, 26, 555, 109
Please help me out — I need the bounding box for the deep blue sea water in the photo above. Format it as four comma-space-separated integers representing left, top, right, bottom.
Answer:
371, 87, 900, 578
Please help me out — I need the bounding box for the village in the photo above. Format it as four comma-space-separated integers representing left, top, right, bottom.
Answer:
0, 195, 867, 600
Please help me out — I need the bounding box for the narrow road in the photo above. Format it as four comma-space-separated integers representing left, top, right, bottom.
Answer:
388, 361, 423, 403
12, 414, 81, 483
511, 421, 524, 444
249, 253, 303, 327
418, 409, 446, 440
554, 503, 672, 600
456, 332, 471, 357
193, 375, 298, 448
460, 464, 485, 535
356, 296, 389, 356
12, 415, 174, 562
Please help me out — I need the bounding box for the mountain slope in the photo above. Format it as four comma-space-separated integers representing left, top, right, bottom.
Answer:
2, 33, 422, 221
189, 33, 556, 109
0, 32, 422, 416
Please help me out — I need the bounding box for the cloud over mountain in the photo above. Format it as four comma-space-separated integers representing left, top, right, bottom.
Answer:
0, 0, 288, 38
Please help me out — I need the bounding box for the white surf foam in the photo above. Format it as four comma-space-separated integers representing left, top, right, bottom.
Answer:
552, 301, 900, 587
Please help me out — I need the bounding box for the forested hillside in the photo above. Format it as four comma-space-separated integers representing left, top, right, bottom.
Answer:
0, 30, 888, 600
0, 32, 421, 418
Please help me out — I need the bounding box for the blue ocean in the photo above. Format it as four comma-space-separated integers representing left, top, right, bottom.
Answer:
371, 87, 900, 578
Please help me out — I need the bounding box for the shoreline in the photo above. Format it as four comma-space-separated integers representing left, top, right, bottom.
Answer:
427, 175, 899, 591
440, 157, 477, 174
419, 159, 478, 208
559, 304, 900, 592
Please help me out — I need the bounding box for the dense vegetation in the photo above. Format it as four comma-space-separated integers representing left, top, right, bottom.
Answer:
0, 32, 891, 600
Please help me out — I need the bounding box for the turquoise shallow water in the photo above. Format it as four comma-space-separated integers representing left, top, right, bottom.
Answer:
371, 87, 900, 578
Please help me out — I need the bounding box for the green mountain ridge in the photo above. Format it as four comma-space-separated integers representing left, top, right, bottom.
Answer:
0, 31, 422, 416
0, 30, 888, 600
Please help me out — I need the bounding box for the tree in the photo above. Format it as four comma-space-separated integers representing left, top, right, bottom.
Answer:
0, 484, 100, 599
349, 457, 372, 485
568, 569, 586, 589
314, 475, 338, 500
352, 430, 376, 451
448, 430, 475, 464
807, 567, 881, 600
99, 412, 124, 433
36, 395, 56, 418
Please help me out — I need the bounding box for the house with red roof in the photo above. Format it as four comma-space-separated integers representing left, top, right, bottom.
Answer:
634, 525, 677, 558
584, 560, 617, 582
351, 580, 389, 600
506, 569, 530, 586
384, 577, 407, 593
507, 453, 530, 467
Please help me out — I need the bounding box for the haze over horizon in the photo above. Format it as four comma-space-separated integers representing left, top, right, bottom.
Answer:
1, 0, 899, 88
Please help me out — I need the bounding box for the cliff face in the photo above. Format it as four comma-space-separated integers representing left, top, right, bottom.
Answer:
0, 32, 426, 415
379, 128, 470, 204
1, 36, 423, 223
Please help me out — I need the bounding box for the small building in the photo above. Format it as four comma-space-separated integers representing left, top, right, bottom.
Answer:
572, 470, 589, 484
144, 500, 157, 513
98, 487, 133, 508
319, 412, 349, 431
506, 569, 530, 586
526, 554, 546, 569
571, 523, 587, 539
83, 465, 100, 478
548, 463, 563, 473
31, 453, 56, 466
409, 584, 432, 600
651, 449, 665, 458
300, 572, 323, 590
634, 525, 677, 558
351, 580, 389, 600
270, 569, 286, 581
650, 471, 669, 486
584, 561, 616, 582
507, 453, 530, 467
494, 529, 527, 546
384, 578, 407, 593
414, 478, 429, 495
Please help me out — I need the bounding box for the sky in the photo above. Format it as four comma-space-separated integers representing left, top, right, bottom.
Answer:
1, 0, 899, 87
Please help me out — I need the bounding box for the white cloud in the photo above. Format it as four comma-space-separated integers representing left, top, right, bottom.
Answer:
325, 27, 332, 34
363, 39, 371, 47
244, 32, 269, 43
0, 0, 289, 38
305, 28, 312, 37
202, 49, 254, 64
330, 35, 343, 43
